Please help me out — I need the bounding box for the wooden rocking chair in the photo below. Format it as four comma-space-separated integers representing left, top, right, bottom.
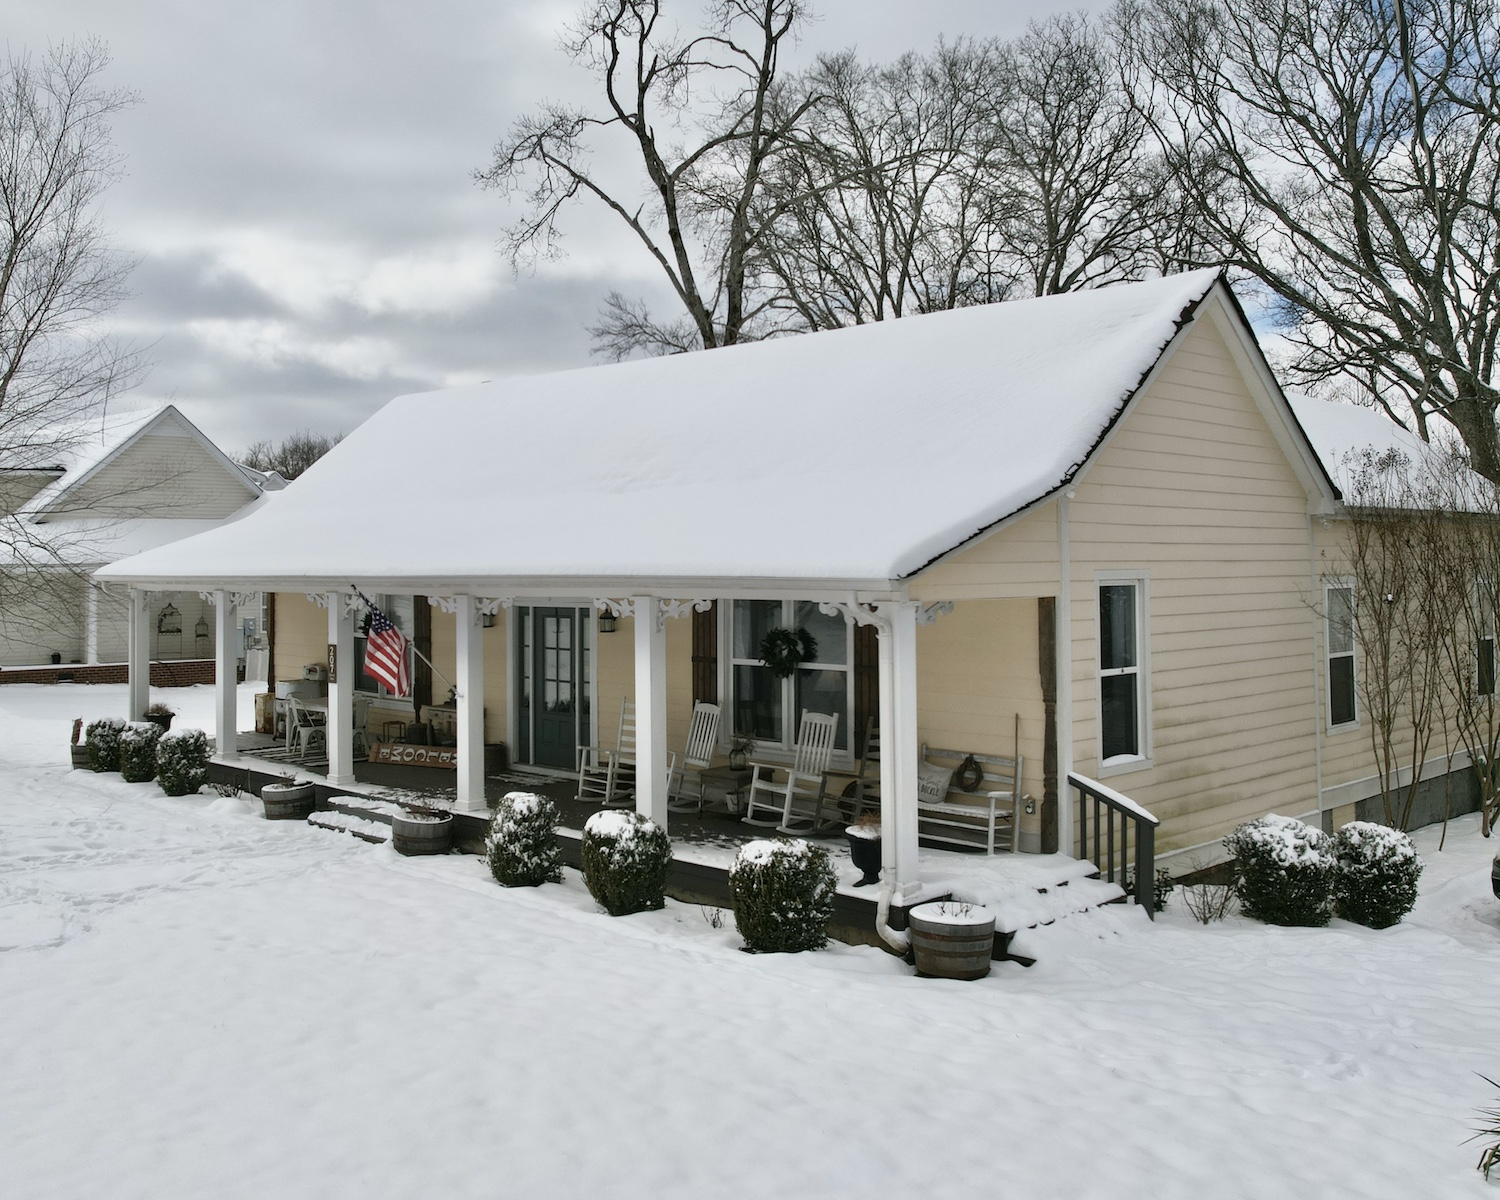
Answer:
742, 710, 840, 835
666, 701, 721, 813
576, 698, 636, 807
827, 714, 880, 825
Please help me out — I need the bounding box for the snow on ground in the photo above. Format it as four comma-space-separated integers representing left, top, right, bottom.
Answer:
2, 684, 1498, 1199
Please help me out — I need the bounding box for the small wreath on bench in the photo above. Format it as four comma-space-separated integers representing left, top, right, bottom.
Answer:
954, 754, 984, 793
759, 627, 818, 679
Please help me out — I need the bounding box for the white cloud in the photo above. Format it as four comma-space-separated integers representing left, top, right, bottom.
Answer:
185, 317, 405, 381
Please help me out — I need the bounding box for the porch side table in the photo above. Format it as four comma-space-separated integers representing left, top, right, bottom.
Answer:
698, 765, 753, 816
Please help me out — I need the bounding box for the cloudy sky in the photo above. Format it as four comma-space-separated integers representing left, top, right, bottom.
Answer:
12, 1, 1104, 453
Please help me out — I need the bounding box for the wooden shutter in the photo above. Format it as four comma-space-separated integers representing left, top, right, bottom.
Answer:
853, 622, 878, 749
264, 592, 277, 689
692, 601, 718, 704
413, 595, 433, 709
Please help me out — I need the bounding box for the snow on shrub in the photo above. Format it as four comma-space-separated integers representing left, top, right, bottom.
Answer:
85, 718, 126, 772
119, 721, 164, 783
1333, 821, 1422, 929
156, 728, 210, 797
1224, 814, 1335, 927
580, 810, 671, 916
487, 791, 563, 887
728, 838, 836, 953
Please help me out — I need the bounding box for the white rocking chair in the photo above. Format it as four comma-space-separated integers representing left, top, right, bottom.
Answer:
666, 701, 722, 813
742, 710, 840, 834
577, 698, 636, 808
828, 714, 879, 825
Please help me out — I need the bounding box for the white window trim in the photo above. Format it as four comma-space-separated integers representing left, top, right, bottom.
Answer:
719, 598, 856, 766
1324, 577, 1359, 733
1476, 577, 1497, 700
1095, 571, 1152, 778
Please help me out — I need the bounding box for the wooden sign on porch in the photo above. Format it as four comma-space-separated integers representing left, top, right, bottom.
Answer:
368, 741, 457, 769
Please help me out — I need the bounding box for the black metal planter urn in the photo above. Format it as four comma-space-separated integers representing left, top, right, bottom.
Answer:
845, 828, 882, 887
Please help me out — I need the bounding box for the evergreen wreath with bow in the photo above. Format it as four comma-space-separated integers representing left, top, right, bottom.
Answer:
759, 627, 818, 679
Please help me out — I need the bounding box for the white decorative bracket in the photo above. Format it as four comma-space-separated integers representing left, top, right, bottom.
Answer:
199, 591, 260, 609
306, 593, 331, 609
658, 598, 712, 631
916, 601, 954, 626
818, 600, 893, 636
343, 593, 367, 618
427, 595, 460, 615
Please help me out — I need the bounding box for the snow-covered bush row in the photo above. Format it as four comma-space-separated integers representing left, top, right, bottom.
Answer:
156, 728, 210, 797
728, 838, 836, 953
119, 722, 164, 784
85, 717, 125, 772
580, 810, 671, 916
1224, 814, 1335, 926
487, 791, 562, 887
1333, 821, 1422, 928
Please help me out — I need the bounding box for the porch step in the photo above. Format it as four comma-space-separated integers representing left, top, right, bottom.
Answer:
307, 811, 391, 844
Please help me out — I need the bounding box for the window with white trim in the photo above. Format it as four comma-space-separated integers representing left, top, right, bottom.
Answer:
1326, 582, 1357, 727
728, 599, 851, 752
1098, 579, 1147, 765
355, 593, 414, 695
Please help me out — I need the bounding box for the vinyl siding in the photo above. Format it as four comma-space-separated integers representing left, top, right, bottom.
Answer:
910, 504, 1060, 600
271, 592, 328, 684
43, 425, 255, 519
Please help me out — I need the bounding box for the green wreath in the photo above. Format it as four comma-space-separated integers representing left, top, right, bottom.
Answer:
759, 627, 818, 679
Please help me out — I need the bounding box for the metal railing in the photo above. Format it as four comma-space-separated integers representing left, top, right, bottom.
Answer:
1068, 771, 1160, 919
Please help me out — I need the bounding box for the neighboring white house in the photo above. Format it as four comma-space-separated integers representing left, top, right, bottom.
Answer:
0, 404, 279, 671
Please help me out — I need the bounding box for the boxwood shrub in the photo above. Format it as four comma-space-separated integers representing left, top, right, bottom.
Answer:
156, 728, 211, 797
85, 717, 126, 772
119, 722, 164, 784
1333, 821, 1423, 929
487, 791, 563, 887
1224, 814, 1335, 927
581, 810, 671, 916
729, 838, 837, 953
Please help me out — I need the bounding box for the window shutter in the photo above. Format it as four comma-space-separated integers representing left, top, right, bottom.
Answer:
413, 595, 432, 710
853, 622, 878, 746
692, 601, 718, 704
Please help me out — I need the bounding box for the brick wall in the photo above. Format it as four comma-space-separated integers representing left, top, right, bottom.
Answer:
0, 659, 218, 686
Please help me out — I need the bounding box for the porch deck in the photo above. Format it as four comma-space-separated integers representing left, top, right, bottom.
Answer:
215, 736, 1122, 952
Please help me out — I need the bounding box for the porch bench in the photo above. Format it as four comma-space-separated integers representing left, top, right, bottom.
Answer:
918, 744, 1022, 855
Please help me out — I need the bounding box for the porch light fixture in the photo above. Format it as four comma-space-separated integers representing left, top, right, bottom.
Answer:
598, 611, 617, 634
481, 611, 495, 628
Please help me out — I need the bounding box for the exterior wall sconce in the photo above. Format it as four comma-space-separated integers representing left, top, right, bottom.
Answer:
598, 612, 617, 634
480, 611, 495, 628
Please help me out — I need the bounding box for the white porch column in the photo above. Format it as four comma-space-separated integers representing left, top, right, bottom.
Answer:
879, 600, 922, 903
454, 594, 487, 812
214, 591, 237, 758
632, 595, 668, 827
85, 581, 100, 665
126, 588, 149, 720
1057, 492, 1075, 858
326, 591, 355, 786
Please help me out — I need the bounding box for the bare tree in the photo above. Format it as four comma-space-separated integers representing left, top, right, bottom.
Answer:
1128, 0, 1500, 482
240, 431, 343, 481
477, 0, 816, 357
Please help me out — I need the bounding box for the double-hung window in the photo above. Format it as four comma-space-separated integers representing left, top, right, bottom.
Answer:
355, 593, 414, 695
1478, 581, 1496, 698
728, 599, 851, 752
1326, 582, 1357, 727
1098, 578, 1148, 768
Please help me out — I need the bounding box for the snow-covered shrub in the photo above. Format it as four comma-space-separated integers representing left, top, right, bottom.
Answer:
1224, 814, 1335, 927
85, 717, 126, 772
580, 810, 671, 916
156, 728, 210, 797
119, 721, 164, 783
728, 838, 836, 953
487, 791, 562, 887
1333, 821, 1423, 929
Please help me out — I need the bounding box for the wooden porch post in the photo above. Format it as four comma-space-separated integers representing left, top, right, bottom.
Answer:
127, 587, 149, 720
85, 581, 100, 665
454, 594, 487, 812
880, 600, 921, 903
326, 591, 355, 786
633, 596, 668, 827
214, 590, 238, 758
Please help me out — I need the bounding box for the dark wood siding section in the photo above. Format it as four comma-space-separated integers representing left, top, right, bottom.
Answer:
692, 601, 718, 704
853, 622, 878, 747
413, 595, 432, 710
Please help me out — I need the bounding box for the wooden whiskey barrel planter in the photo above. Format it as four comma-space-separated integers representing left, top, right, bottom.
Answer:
391, 810, 453, 856
908, 902, 997, 981
261, 781, 316, 821
70, 744, 92, 769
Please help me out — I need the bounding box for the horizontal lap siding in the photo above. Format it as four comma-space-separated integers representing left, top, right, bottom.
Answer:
1067, 318, 1319, 856
592, 614, 696, 761
48, 431, 254, 519
911, 504, 1060, 600
271, 592, 327, 684
426, 606, 509, 745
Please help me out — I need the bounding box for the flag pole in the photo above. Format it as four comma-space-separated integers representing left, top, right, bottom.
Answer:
351, 586, 458, 697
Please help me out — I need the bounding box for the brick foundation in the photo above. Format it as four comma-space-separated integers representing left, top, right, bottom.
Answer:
0, 659, 218, 686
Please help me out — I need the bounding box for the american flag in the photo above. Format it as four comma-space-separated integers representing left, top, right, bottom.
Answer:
361, 596, 410, 696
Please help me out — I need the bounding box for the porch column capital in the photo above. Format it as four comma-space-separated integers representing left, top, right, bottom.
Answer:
306, 592, 331, 609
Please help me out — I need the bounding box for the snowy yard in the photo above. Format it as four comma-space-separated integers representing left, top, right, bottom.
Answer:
2, 685, 1498, 1198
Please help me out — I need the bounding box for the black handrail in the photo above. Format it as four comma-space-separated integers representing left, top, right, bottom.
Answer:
1068, 771, 1160, 919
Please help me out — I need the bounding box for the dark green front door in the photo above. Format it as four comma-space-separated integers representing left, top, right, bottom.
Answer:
532, 607, 578, 769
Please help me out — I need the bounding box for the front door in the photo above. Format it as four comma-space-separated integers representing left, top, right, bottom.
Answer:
530, 607, 582, 769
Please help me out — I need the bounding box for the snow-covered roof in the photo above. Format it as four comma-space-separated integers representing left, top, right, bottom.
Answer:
100, 271, 1243, 590
1287, 394, 1485, 506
